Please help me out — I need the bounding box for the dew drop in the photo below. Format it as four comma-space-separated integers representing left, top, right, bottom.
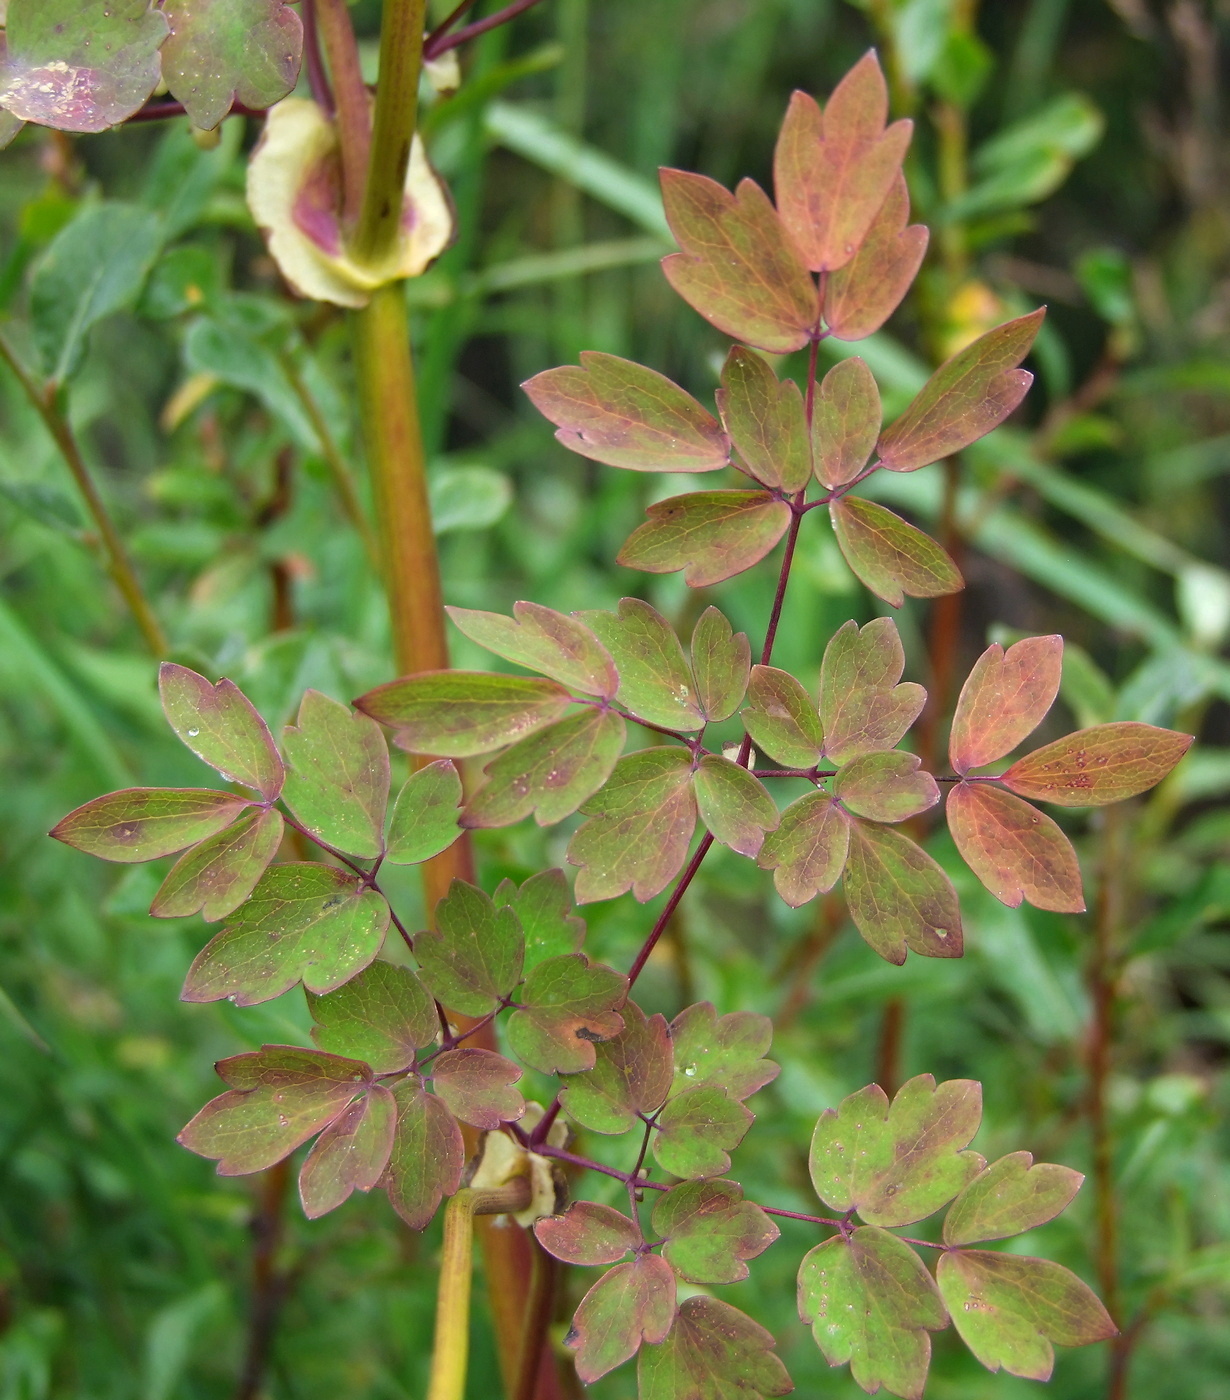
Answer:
683, 1064, 697, 1076
187, 727, 200, 737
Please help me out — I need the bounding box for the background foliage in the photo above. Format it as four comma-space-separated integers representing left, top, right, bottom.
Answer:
1, 1, 1229, 1397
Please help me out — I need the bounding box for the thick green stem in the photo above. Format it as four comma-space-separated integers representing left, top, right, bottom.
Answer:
0, 333, 167, 656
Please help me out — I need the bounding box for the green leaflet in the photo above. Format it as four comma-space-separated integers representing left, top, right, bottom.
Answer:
446, 600, 619, 697
618, 490, 791, 588
493, 869, 585, 970
819, 618, 926, 765
638, 1296, 792, 1400
653, 1086, 753, 1179
505, 953, 628, 1074
844, 821, 963, 963
413, 880, 524, 1017
309, 960, 438, 1074
559, 1000, 672, 1133
50, 787, 252, 863
382, 1077, 465, 1231
689, 607, 751, 722
652, 1179, 779, 1284
741, 665, 824, 770
691, 754, 779, 857
830, 495, 963, 607
716, 346, 812, 493
668, 1001, 779, 1101
566, 1254, 676, 1383
160, 663, 285, 800
150, 806, 283, 921
832, 751, 939, 823
580, 599, 704, 730
812, 356, 880, 488
757, 791, 851, 907
942, 1152, 1083, 1246
385, 760, 463, 865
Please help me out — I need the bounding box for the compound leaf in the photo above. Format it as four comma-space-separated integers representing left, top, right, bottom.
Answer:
876, 310, 1044, 472
430, 1048, 524, 1130
160, 0, 301, 130
653, 1179, 779, 1284
692, 755, 779, 857
281, 690, 390, 859
653, 1086, 753, 1179
179, 1046, 370, 1175
820, 619, 927, 765
812, 357, 881, 488
560, 999, 673, 1134
809, 1075, 984, 1226
946, 782, 1085, 913
493, 868, 585, 969
844, 821, 963, 964
639, 1296, 793, 1400
716, 346, 812, 492
298, 1085, 396, 1219
823, 175, 928, 341
382, 1077, 465, 1230
355, 671, 572, 758
566, 1254, 676, 1383
834, 752, 939, 824
949, 637, 1063, 774
385, 760, 463, 865
669, 1002, 779, 1102
619, 491, 791, 588
580, 600, 704, 731
661, 169, 818, 354
160, 663, 284, 799
51, 788, 251, 863
447, 601, 619, 699
1000, 722, 1192, 807
413, 880, 524, 1017
150, 806, 283, 921
798, 1226, 946, 1400
937, 1251, 1115, 1381
506, 953, 628, 1075
183, 864, 390, 1005
463, 708, 626, 829
690, 607, 751, 722
521, 352, 729, 473
773, 53, 912, 273
568, 748, 698, 904
943, 1153, 1084, 1247
741, 665, 824, 770
0, 0, 166, 133
757, 792, 851, 907
308, 959, 437, 1073
535, 1201, 642, 1266
831, 496, 963, 608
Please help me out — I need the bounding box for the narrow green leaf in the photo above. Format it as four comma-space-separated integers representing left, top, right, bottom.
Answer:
819, 619, 926, 764
937, 1251, 1116, 1380
462, 708, 626, 828
797, 1226, 947, 1400
812, 357, 881, 488
568, 747, 698, 903
692, 755, 779, 857
430, 1048, 524, 1129
413, 880, 524, 1017
384, 760, 463, 864
309, 960, 438, 1073
447, 601, 619, 698
298, 1085, 396, 1219
639, 1296, 793, 1400
653, 1179, 779, 1284
660, 169, 818, 353
560, 1000, 673, 1133
522, 352, 730, 472
653, 1086, 753, 1179
579, 599, 704, 730
493, 868, 585, 969
943, 1153, 1084, 1246
566, 1254, 676, 1383
535, 1201, 641, 1266
844, 822, 963, 963
281, 690, 389, 859
182, 864, 390, 1005
506, 953, 628, 1075
150, 806, 283, 921
809, 1075, 984, 1226
834, 752, 939, 823
949, 637, 1063, 774
160, 663, 284, 800
355, 671, 573, 758
876, 310, 1045, 472
946, 782, 1085, 913
716, 346, 812, 492
823, 174, 928, 341
757, 791, 851, 907
831, 495, 963, 607
619, 491, 792, 588
690, 608, 751, 723
741, 665, 824, 769
382, 1077, 465, 1230
160, 0, 302, 131
669, 1002, 779, 1102
50, 788, 251, 863
1001, 722, 1193, 806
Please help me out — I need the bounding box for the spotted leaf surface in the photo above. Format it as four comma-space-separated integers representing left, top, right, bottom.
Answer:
51, 788, 251, 863
949, 637, 1063, 774
1000, 722, 1192, 807
757, 792, 851, 906
653, 1179, 779, 1284
844, 822, 963, 963
384, 760, 463, 865
535, 1201, 641, 1266
638, 1296, 793, 1400
619, 491, 791, 588
692, 755, 779, 857
160, 663, 284, 799
580, 599, 704, 731
560, 999, 672, 1133
150, 806, 283, 921
309, 960, 437, 1074
669, 1002, 779, 1102
653, 1086, 753, 1179
505, 953, 627, 1075
566, 1253, 676, 1383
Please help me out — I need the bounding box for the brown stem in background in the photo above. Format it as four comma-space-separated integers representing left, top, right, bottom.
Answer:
233, 1159, 291, 1400
254, 446, 298, 632
512, 1241, 560, 1400
875, 998, 906, 1098
777, 891, 845, 1030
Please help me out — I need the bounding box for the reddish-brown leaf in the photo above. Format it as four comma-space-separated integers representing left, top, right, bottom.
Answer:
812, 357, 881, 488
1001, 722, 1193, 807
567, 1253, 677, 1383
521, 352, 730, 473
430, 1048, 524, 1130
660, 169, 819, 353
381, 1077, 465, 1230
716, 346, 812, 492
758, 791, 851, 907
823, 173, 928, 341
830, 495, 963, 607
50, 787, 252, 864
947, 782, 1085, 913
876, 310, 1044, 472
298, 1086, 396, 1219
559, 999, 673, 1133
949, 636, 1063, 774
820, 618, 926, 765
773, 54, 912, 273
618, 491, 792, 588
535, 1201, 642, 1266
639, 1296, 793, 1400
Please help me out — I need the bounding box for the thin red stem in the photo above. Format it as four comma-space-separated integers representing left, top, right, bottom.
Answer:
424, 0, 547, 58
625, 834, 715, 988
423, 0, 481, 52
